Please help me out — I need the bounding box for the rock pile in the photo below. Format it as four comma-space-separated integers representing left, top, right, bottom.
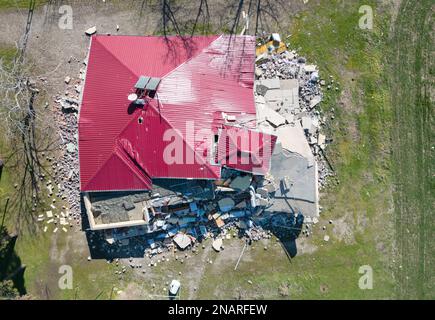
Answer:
255, 34, 333, 189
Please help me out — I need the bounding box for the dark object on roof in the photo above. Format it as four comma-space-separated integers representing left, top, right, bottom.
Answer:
135, 76, 150, 89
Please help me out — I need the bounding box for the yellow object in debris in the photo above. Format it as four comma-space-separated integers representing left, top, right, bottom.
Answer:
215, 217, 225, 228
256, 40, 287, 56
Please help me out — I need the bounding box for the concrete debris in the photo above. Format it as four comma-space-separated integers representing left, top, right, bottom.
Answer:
229, 175, 251, 191
309, 95, 322, 109
66, 143, 76, 153
212, 238, 223, 252
218, 198, 235, 212
255, 34, 331, 189
85, 26, 97, 36
173, 233, 192, 250
304, 65, 317, 73
270, 33, 281, 43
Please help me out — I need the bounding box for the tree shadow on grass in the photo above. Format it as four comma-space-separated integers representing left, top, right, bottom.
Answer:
0, 227, 27, 296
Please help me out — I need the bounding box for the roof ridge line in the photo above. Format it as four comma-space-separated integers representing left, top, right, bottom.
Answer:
114, 144, 153, 185
82, 108, 153, 190
96, 36, 142, 79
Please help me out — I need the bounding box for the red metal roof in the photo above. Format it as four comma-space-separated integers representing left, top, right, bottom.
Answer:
217, 125, 277, 175
79, 35, 272, 192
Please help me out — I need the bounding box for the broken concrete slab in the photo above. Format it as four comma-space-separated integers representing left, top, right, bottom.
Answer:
229, 175, 251, 191
266, 151, 318, 217
304, 65, 317, 73
317, 133, 326, 147
85, 26, 97, 36
218, 198, 235, 212
262, 86, 299, 112
256, 84, 268, 96
173, 233, 191, 249
279, 79, 298, 90
301, 116, 312, 131
258, 78, 280, 90
212, 238, 223, 252
256, 103, 286, 127
255, 67, 263, 77
309, 95, 322, 109
275, 124, 315, 166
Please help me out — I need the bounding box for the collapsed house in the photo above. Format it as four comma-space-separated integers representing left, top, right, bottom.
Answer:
78, 34, 321, 247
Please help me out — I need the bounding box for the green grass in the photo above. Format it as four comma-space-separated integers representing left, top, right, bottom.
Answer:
273, 0, 396, 298
0, 45, 18, 220
0, 0, 47, 10
390, 0, 434, 299
0, 47, 17, 64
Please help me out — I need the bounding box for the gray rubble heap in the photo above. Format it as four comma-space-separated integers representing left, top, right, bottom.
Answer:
256, 43, 332, 190
50, 63, 85, 225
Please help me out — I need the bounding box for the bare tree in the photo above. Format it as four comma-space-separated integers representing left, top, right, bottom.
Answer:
253, 0, 286, 36
190, 0, 211, 35
0, 0, 57, 232
161, 0, 183, 37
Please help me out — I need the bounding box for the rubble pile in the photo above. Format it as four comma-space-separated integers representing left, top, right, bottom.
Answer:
255, 34, 333, 189
105, 170, 282, 250
38, 58, 85, 232
90, 164, 314, 261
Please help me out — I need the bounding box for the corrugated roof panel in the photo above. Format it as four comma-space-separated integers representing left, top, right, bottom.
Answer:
217, 125, 277, 175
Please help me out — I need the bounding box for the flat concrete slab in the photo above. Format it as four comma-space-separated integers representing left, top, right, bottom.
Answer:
266, 150, 318, 217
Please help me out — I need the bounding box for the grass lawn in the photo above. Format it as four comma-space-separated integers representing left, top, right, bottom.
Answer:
0, 0, 47, 10
262, 0, 396, 298
390, 0, 434, 300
